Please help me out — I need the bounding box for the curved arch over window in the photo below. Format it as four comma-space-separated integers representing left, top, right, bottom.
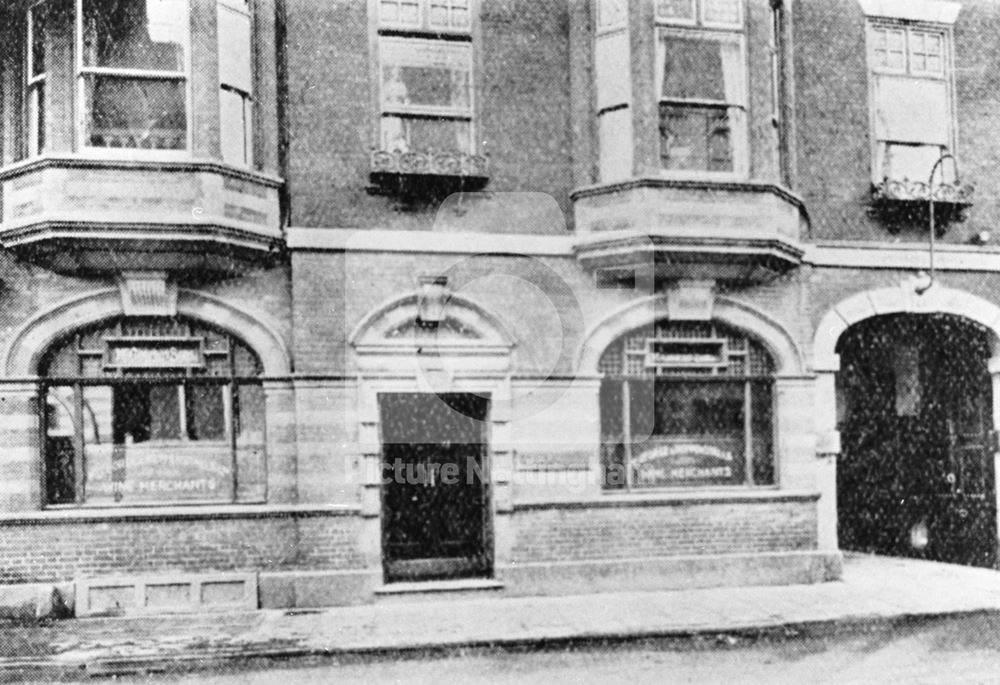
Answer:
41, 316, 266, 507
598, 319, 776, 490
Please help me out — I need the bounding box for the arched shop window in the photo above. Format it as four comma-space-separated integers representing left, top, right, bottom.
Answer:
41, 317, 266, 506
599, 320, 775, 490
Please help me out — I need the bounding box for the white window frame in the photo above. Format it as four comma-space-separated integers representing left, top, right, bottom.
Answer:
655, 0, 744, 31
75, 0, 193, 159
865, 19, 956, 186
219, 0, 254, 167
26, 0, 49, 158
378, 0, 471, 34
655, 25, 749, 180
376, 35, 475, 155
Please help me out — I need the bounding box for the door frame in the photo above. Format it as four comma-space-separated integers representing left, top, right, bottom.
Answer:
378, 391, 494, 582
812, 283, 1000, 556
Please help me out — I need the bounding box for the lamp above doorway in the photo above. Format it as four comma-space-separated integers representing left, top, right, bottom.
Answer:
417, 275, 451, 327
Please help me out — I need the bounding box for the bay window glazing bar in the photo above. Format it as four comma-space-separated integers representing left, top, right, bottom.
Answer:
743, 379, 753, 486
622, 378, 633, 491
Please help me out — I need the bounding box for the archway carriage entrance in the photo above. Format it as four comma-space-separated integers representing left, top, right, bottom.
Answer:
837, 313, 997, 567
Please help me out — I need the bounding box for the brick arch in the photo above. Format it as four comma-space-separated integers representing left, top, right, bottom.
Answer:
578, 295, 805, 376
812, 282, 1000, 369
4, 288, 290, 377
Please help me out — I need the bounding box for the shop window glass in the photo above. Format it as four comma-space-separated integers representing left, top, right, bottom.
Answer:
599, 320, 775, 489
41, 317, 265, 506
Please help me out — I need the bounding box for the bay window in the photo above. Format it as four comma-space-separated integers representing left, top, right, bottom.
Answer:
599, 320, 775, 490
78, 0, 190, 152
656, 0, 747, 176
868, 22, 955, 189
42, 318, 266, 507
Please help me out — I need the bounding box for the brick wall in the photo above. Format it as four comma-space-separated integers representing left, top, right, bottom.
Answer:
793, 0, 1000, 244
510, 499, 817, 563
284, 0, 574, 231
0, 513, 365, 585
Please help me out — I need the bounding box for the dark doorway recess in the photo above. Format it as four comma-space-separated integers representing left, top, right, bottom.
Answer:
838, 313, 997, 568
379, 392, 491, 582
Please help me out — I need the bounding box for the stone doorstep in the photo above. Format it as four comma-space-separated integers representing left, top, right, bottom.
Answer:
75, 573, 258, 617
374, 578, 506, 604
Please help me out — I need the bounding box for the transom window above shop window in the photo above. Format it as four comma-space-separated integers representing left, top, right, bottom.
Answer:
379, 0, 471, 32
41, 317, 266, 507
867, 22, 955, 190
656, 0, 743, 29
78, 0, 191, 153
598, 321, 775, 490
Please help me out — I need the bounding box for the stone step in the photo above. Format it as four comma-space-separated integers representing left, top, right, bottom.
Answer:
374, 578, 505, 604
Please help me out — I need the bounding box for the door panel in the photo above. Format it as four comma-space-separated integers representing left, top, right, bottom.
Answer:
380, 393, 491, 582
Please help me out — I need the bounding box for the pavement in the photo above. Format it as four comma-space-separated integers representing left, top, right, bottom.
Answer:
3, 553, 1000, 680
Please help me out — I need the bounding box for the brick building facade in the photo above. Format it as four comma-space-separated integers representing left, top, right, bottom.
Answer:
0, 0, 997, 614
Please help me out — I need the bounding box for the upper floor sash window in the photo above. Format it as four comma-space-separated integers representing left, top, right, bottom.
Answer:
656, 0, 747, 177
77, 0, 190, 153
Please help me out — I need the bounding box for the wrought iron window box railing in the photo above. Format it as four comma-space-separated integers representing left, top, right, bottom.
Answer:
871, 179, 974, 227
369, 149, 490, 197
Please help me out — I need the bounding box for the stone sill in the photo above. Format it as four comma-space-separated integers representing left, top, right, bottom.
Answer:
0, 155, 284, 187
513, 489, 820, 511
0, 504, 360, 526
569, 176, 807, 212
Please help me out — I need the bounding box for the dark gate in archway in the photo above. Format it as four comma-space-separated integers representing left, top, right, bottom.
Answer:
837, 313, 997, 568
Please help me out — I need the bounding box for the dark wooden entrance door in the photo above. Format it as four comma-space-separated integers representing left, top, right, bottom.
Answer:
379, 393, 491, 582
838, 314, 997, 568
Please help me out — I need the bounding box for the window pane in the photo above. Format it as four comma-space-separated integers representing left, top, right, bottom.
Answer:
661, 34, 743, 103
656, 0, 695, 22
45, 386, 79, 505
30, 3, 49, 77
83, 383, 233, 504
879, 143, 954, 184
872, 27, 905, 70
218, 2, 252, 92
187, 384, 227, 441
381, 0, 420, 26
381, 116, 471, 153
28, 84, 45, 157
381, 39, 472, 111
599, 107, 633, 181
660, 103, 733, 172
630, 380, 745, 487
751, 382, 774, 485
220, 88, 251, 165
429, 0, 470, 29
83, 75, 186, 149
873, 75, 949, 145
235, 383, 267, 501
702, 0, 741, 26
910, 30, 943, 74
82, 0, 188, 71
